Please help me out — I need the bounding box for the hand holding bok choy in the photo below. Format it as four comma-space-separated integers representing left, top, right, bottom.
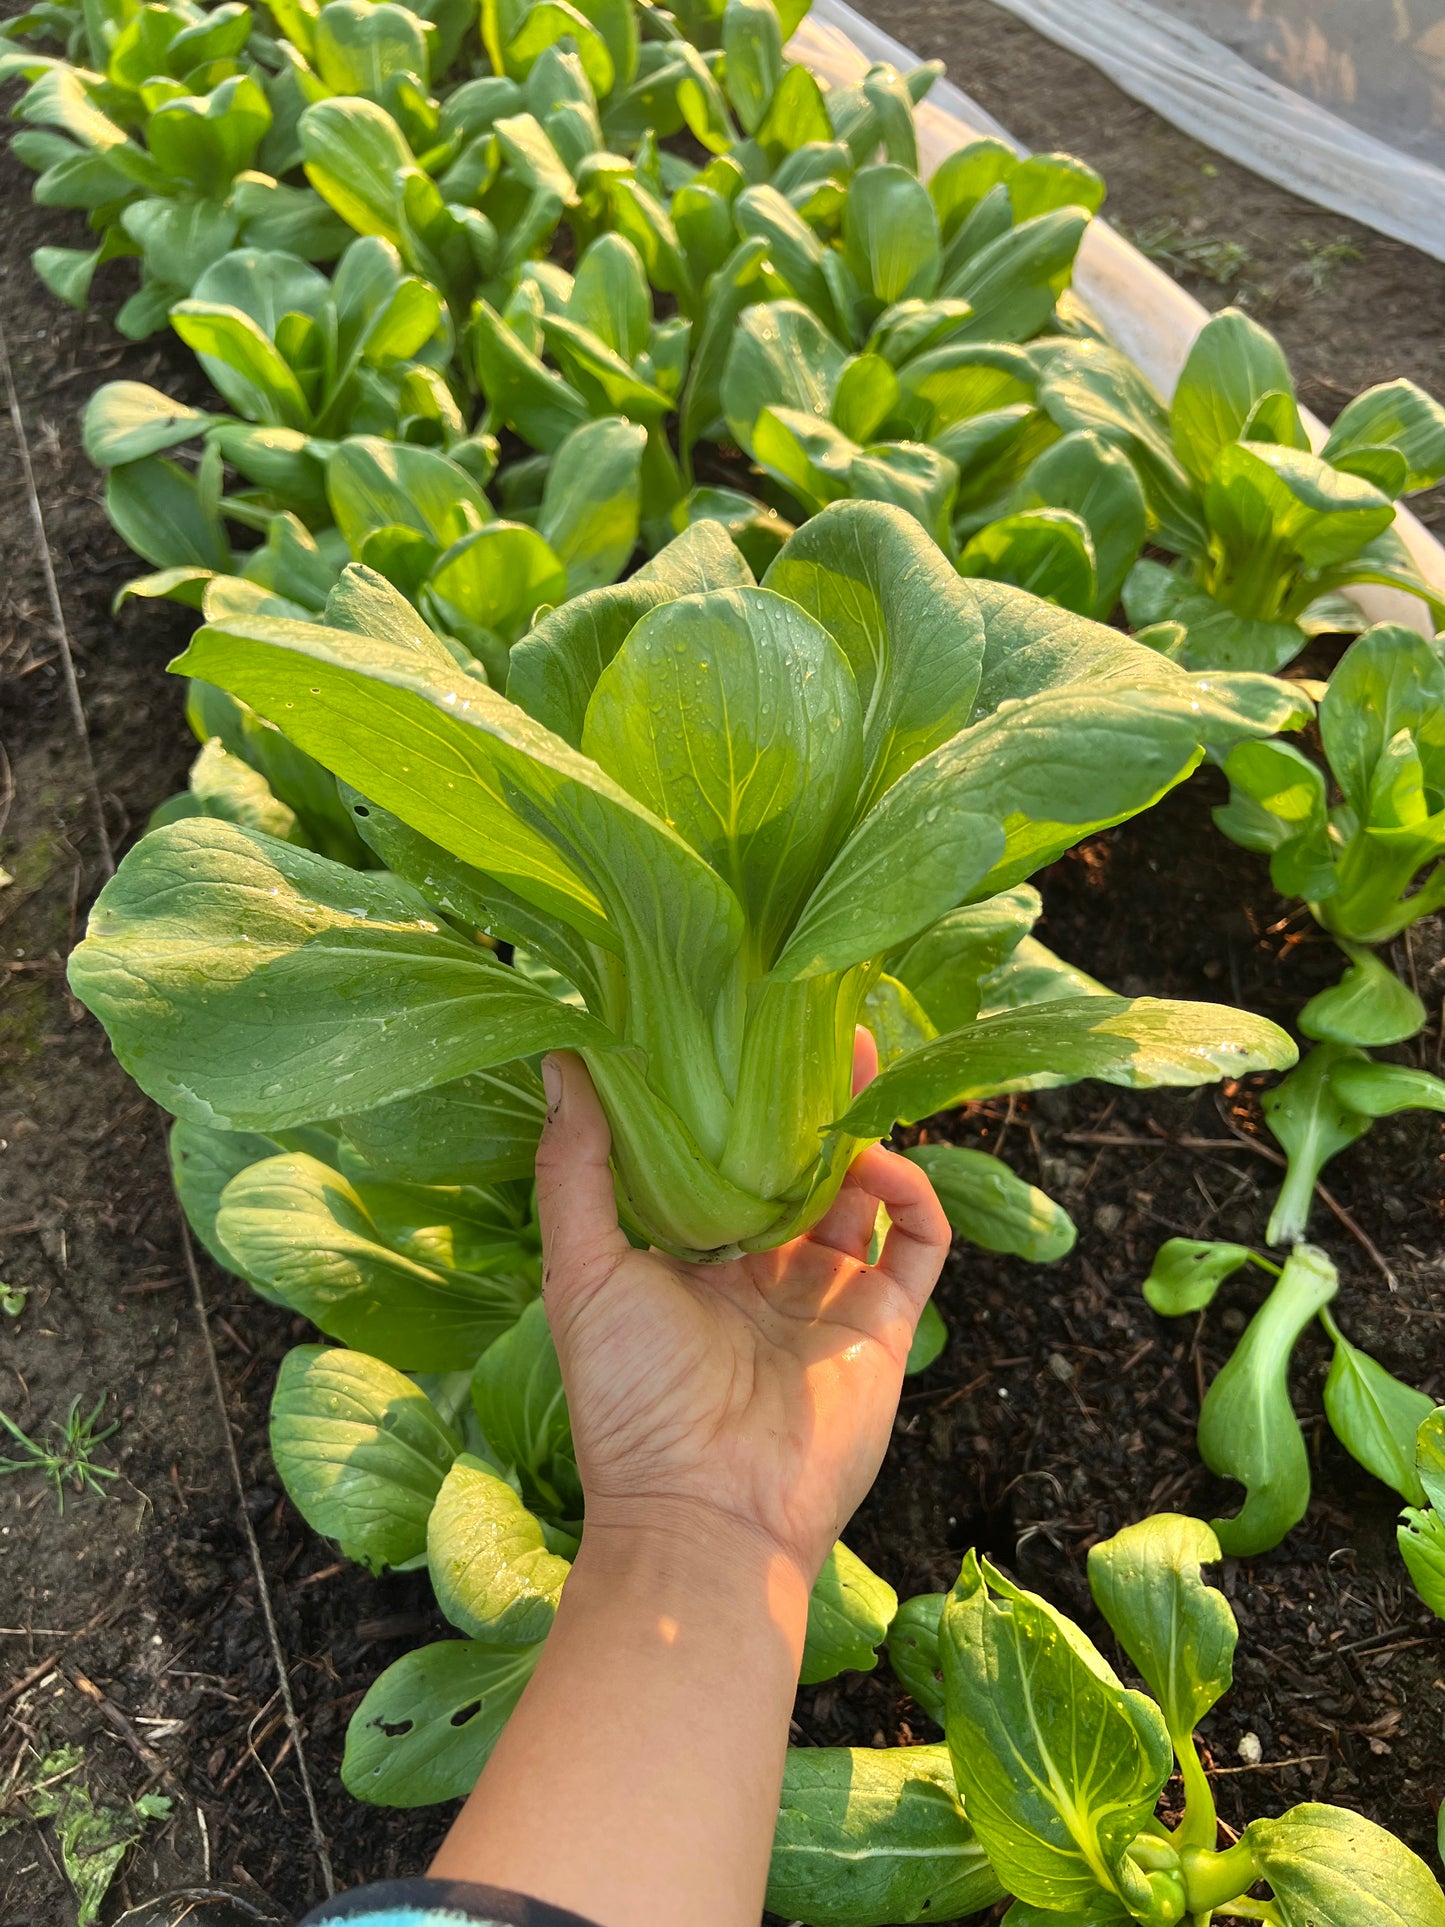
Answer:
523, 1043, 948, 1581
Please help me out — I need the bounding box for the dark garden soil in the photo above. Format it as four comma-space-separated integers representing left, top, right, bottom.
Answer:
1, 5, 1443, 1922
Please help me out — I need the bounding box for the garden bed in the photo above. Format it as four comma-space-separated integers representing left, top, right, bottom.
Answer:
1, 2, 1442, 1921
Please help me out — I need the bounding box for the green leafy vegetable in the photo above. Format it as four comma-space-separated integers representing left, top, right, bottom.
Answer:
427, 1451, 571, 1640
903, 1298, 947, 1375
1246, 1804, 1445, 1927
16, 0, 1445, 1894
799, 1541, 898, 1685
904, 1142, 1075, 1261
270, 1344, 461, 1571
1087, 1514, 1235, 1849
886, 1591, 946, 1725
71, 504, 1298, 1260
941, 1549, 1173, 1918
1261, 1043, 1374, 1247
1299, 941, 1428, 1048
1320, 1310, 1434, 1505
840, 1520, 1445, 1927
1400, 1409, 1445, 1622
1037, 311, 1445, 670
343, 1637, 541, 1806
216, 1150, 541, 1367
1141, 1238, 1261, 1316
1216, 622, 1445, 947
1196, 1243, 1337, 1556
766, 1745, 1005, 1927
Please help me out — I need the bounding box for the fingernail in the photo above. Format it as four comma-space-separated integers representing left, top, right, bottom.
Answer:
541, 1054, 562, 1112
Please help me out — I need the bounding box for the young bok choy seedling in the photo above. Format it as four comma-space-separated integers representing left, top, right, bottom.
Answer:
766, 1513, 1445, 1925
1144, 1239, 1437, 1555
1214, 618, 1445, 1241
1033, 309, 1445, 670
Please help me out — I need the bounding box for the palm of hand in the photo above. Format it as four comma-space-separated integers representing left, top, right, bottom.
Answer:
536, 1050, 949, 1584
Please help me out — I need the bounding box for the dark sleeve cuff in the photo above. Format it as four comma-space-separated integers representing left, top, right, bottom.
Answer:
298, 1877, 605, 1927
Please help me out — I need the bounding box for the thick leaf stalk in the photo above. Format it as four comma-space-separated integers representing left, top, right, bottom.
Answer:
1262, 1044, 1372, 1247
1197, 1244, 1338, 1556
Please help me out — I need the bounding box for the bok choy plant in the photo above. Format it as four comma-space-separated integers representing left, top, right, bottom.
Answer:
0, 0, 350, 334
68, 501, 1304, 1259
156, 751, 1087, 1277
767, 1512, 1445, 1925
100, 404, 649, 679
1399, 1407, 1445, 1623
171, 1114, 546, 1365
704, 143, 1111, 570
1215, 621, 1445, 950
1144, 1239, 1438, 1555
15, 0, 1134, 618
1031, 309, 1445, 670
1255, 1040, 1445, 1246
1213, 619, 1445, 1242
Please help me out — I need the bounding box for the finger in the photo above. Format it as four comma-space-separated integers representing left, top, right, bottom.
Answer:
799, 1029, 882, 1259
533, 1051, 630, 1311
852, 1144, 952, 1310
851, 1024, 879, 1096
807, 1170, 882, 1263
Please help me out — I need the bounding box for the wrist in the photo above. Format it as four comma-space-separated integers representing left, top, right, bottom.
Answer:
566, 1498, 814, 1669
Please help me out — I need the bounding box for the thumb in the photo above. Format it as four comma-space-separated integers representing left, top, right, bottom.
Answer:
534, 1051, 630, 1314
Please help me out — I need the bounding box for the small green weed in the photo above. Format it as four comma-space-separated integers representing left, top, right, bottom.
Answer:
1126, 216, 1250, 286
1, 1746, 172, 1926
0, 1282, 27, 1315
0, 1395, 119, 1513
1295, 235, 1365, 293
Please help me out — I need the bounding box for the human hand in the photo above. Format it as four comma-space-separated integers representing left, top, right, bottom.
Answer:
533, 1039, 951, 1590
431, 1039, 947, 1919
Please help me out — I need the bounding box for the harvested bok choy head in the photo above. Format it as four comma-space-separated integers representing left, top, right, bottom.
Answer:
69, 500, 1305, 1259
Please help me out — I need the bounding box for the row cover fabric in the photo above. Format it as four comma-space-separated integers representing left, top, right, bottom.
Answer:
979, 0, 1445, 263
1162, 0, 1445, 168
795, 0, 1445, 628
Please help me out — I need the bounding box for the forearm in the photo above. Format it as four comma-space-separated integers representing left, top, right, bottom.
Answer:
429, 1504, 811, 1927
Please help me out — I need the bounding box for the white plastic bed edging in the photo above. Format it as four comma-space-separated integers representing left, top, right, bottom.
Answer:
790, 0, 1445, 633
